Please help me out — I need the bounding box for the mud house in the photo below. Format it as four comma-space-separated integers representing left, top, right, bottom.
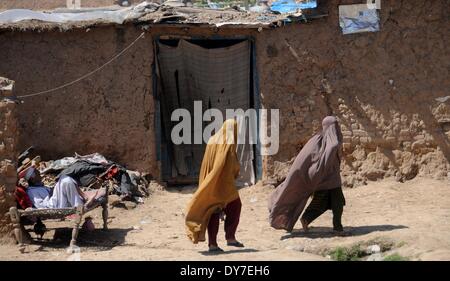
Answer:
0, 0, 449, 189
0, 77, 18, 241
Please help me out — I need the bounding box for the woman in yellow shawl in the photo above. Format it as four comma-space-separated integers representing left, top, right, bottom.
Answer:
185, 119, 244, 252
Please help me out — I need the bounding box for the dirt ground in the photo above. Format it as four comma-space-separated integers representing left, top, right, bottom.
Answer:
0, 177, 449, 261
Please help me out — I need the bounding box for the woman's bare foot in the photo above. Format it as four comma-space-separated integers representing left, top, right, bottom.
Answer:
300, 218, 309, 232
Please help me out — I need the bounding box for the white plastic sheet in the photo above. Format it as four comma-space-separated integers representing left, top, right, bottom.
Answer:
0, 1, 157, 25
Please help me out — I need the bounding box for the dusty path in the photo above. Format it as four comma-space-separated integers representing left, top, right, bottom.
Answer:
1, 178, 449, 261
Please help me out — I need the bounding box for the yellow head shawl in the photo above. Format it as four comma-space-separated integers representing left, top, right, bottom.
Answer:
185, 119, 240, 243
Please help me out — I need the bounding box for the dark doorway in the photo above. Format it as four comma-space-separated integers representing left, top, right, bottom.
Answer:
154, 37, 260, 186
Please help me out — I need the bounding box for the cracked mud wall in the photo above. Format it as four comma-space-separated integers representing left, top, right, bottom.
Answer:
0, 25, 253, 181
0, 26, 158, 177
256, 0, 450, 186
0, 78, 18, 243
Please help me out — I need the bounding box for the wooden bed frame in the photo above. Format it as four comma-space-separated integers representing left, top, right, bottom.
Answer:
9, 181, 110, 253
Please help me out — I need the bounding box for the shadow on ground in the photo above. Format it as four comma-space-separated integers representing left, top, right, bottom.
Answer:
200, 248, 259, 256
28, 227, 133, 251
281, 225, 408, 240
165, 185, 197, 195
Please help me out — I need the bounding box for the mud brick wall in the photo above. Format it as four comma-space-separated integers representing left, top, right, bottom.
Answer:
0, 25, 253, 180
0, 78, 18, 243
0, 26, 158, 176
257, 0, 450, 186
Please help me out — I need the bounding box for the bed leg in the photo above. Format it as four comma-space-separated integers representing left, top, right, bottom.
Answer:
103, 182, 111, 231
9, 207, 23, 246
69, 205, 83, 252
102, 202, 108, 230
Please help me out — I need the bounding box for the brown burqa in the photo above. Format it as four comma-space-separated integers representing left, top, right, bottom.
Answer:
268, 116, 343, 232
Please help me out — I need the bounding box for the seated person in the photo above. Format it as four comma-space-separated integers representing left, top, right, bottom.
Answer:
14, 177, 33, 210
24, 167, 104, 209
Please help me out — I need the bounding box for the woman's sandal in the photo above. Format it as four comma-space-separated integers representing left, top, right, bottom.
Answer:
227, 241, 245, 248
208, 247, 224, 252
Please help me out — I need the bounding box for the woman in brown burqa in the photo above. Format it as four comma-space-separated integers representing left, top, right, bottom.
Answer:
268, 116, 345, 233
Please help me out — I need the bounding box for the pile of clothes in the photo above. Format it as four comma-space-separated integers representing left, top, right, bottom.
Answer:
14, 147, 150, 211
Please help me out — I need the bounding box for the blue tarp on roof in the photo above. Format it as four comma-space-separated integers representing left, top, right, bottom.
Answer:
270, 0, 317, 13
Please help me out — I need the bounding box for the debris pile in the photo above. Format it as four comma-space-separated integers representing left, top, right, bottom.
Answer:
16, 147, 152, 209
